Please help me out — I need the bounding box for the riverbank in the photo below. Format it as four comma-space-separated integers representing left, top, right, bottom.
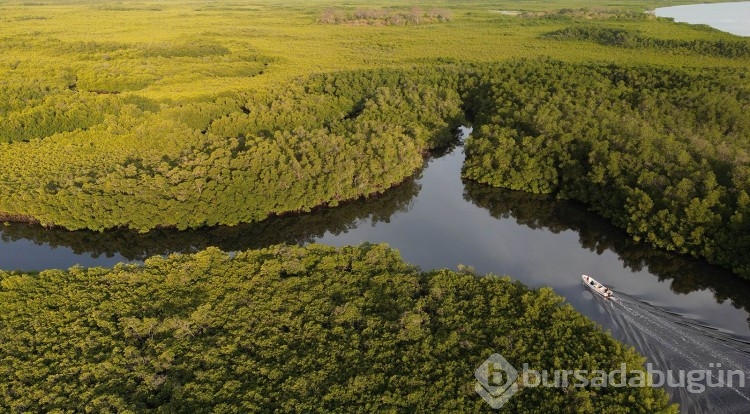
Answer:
0, 243, 676, 413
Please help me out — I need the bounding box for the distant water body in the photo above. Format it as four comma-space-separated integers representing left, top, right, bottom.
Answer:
655, 2, 750, 36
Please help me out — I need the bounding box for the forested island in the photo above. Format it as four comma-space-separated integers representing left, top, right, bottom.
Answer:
1, 0, 749, 411
0, 244, 675, 412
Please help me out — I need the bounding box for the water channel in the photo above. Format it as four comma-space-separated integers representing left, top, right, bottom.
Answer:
4, 5, 750, 411
2, 131, 750, 412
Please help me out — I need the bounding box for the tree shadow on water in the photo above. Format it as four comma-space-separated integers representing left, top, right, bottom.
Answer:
0, 174, 422, 262
462, 179, 750, 328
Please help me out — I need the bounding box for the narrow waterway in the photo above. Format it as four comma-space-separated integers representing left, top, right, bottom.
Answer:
2, 134, 749, 411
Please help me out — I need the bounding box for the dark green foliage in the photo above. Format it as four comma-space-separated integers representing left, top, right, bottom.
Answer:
0, 90, 122, 142
461, 59, 750, 279
0, 244, 676, 413
544, 26, 750, 58
2, 56, 749, 280
0, 73, 120, 144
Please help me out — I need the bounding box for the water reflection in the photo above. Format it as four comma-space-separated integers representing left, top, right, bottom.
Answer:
3, 144, 750, 411
462, 176, 750, 412
2, 148, 750, 328
463, 181, 750, 328
0, 174, 420, 265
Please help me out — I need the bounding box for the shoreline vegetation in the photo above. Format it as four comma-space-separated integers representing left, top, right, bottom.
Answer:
0, 243, 677, 413
1, 1, 747, 411
0, 213, 39, 226
0, 67, 466, 232
462, 59, 750, 279
0, 2, 748, 281
2, 58, 749, 279
0, 151, 431, 231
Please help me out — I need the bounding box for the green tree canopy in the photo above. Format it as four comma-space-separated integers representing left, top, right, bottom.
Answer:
0, 244, 676, 413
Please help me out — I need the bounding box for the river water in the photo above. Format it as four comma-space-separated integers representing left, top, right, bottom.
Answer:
2, 132, 749, 412
655, 2, 750, 37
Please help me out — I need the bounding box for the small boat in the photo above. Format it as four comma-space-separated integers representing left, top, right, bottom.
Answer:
582, 274, 613, 298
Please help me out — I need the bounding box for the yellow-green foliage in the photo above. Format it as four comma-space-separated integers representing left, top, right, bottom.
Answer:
0, 68, 465, 231
0, 243, 677, 413
1, 2, 747, 412
0, 0, 749, 277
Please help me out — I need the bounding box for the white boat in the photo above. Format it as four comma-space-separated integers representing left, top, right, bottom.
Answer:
582, 274, 613, 298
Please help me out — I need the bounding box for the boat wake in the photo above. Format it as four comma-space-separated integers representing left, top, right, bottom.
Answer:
597, 292, 750, 414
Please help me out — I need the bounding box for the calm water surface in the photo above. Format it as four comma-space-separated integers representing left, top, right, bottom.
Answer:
2, 137, 749, 412
655, 2, 750, 36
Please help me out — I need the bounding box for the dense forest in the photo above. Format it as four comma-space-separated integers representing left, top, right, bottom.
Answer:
1, 0, 749, 281
0, 244, 675, 413
3, 1, 750, 412
3, 58, 750, 280
461, 59, 750, 279
0, 68, 464, 231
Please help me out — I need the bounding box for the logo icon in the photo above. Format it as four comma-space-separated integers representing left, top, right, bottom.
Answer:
475, 353, 519, 409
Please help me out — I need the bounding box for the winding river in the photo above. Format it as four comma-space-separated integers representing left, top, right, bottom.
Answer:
3, 6, 750, 411
2, 130, 750, 412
